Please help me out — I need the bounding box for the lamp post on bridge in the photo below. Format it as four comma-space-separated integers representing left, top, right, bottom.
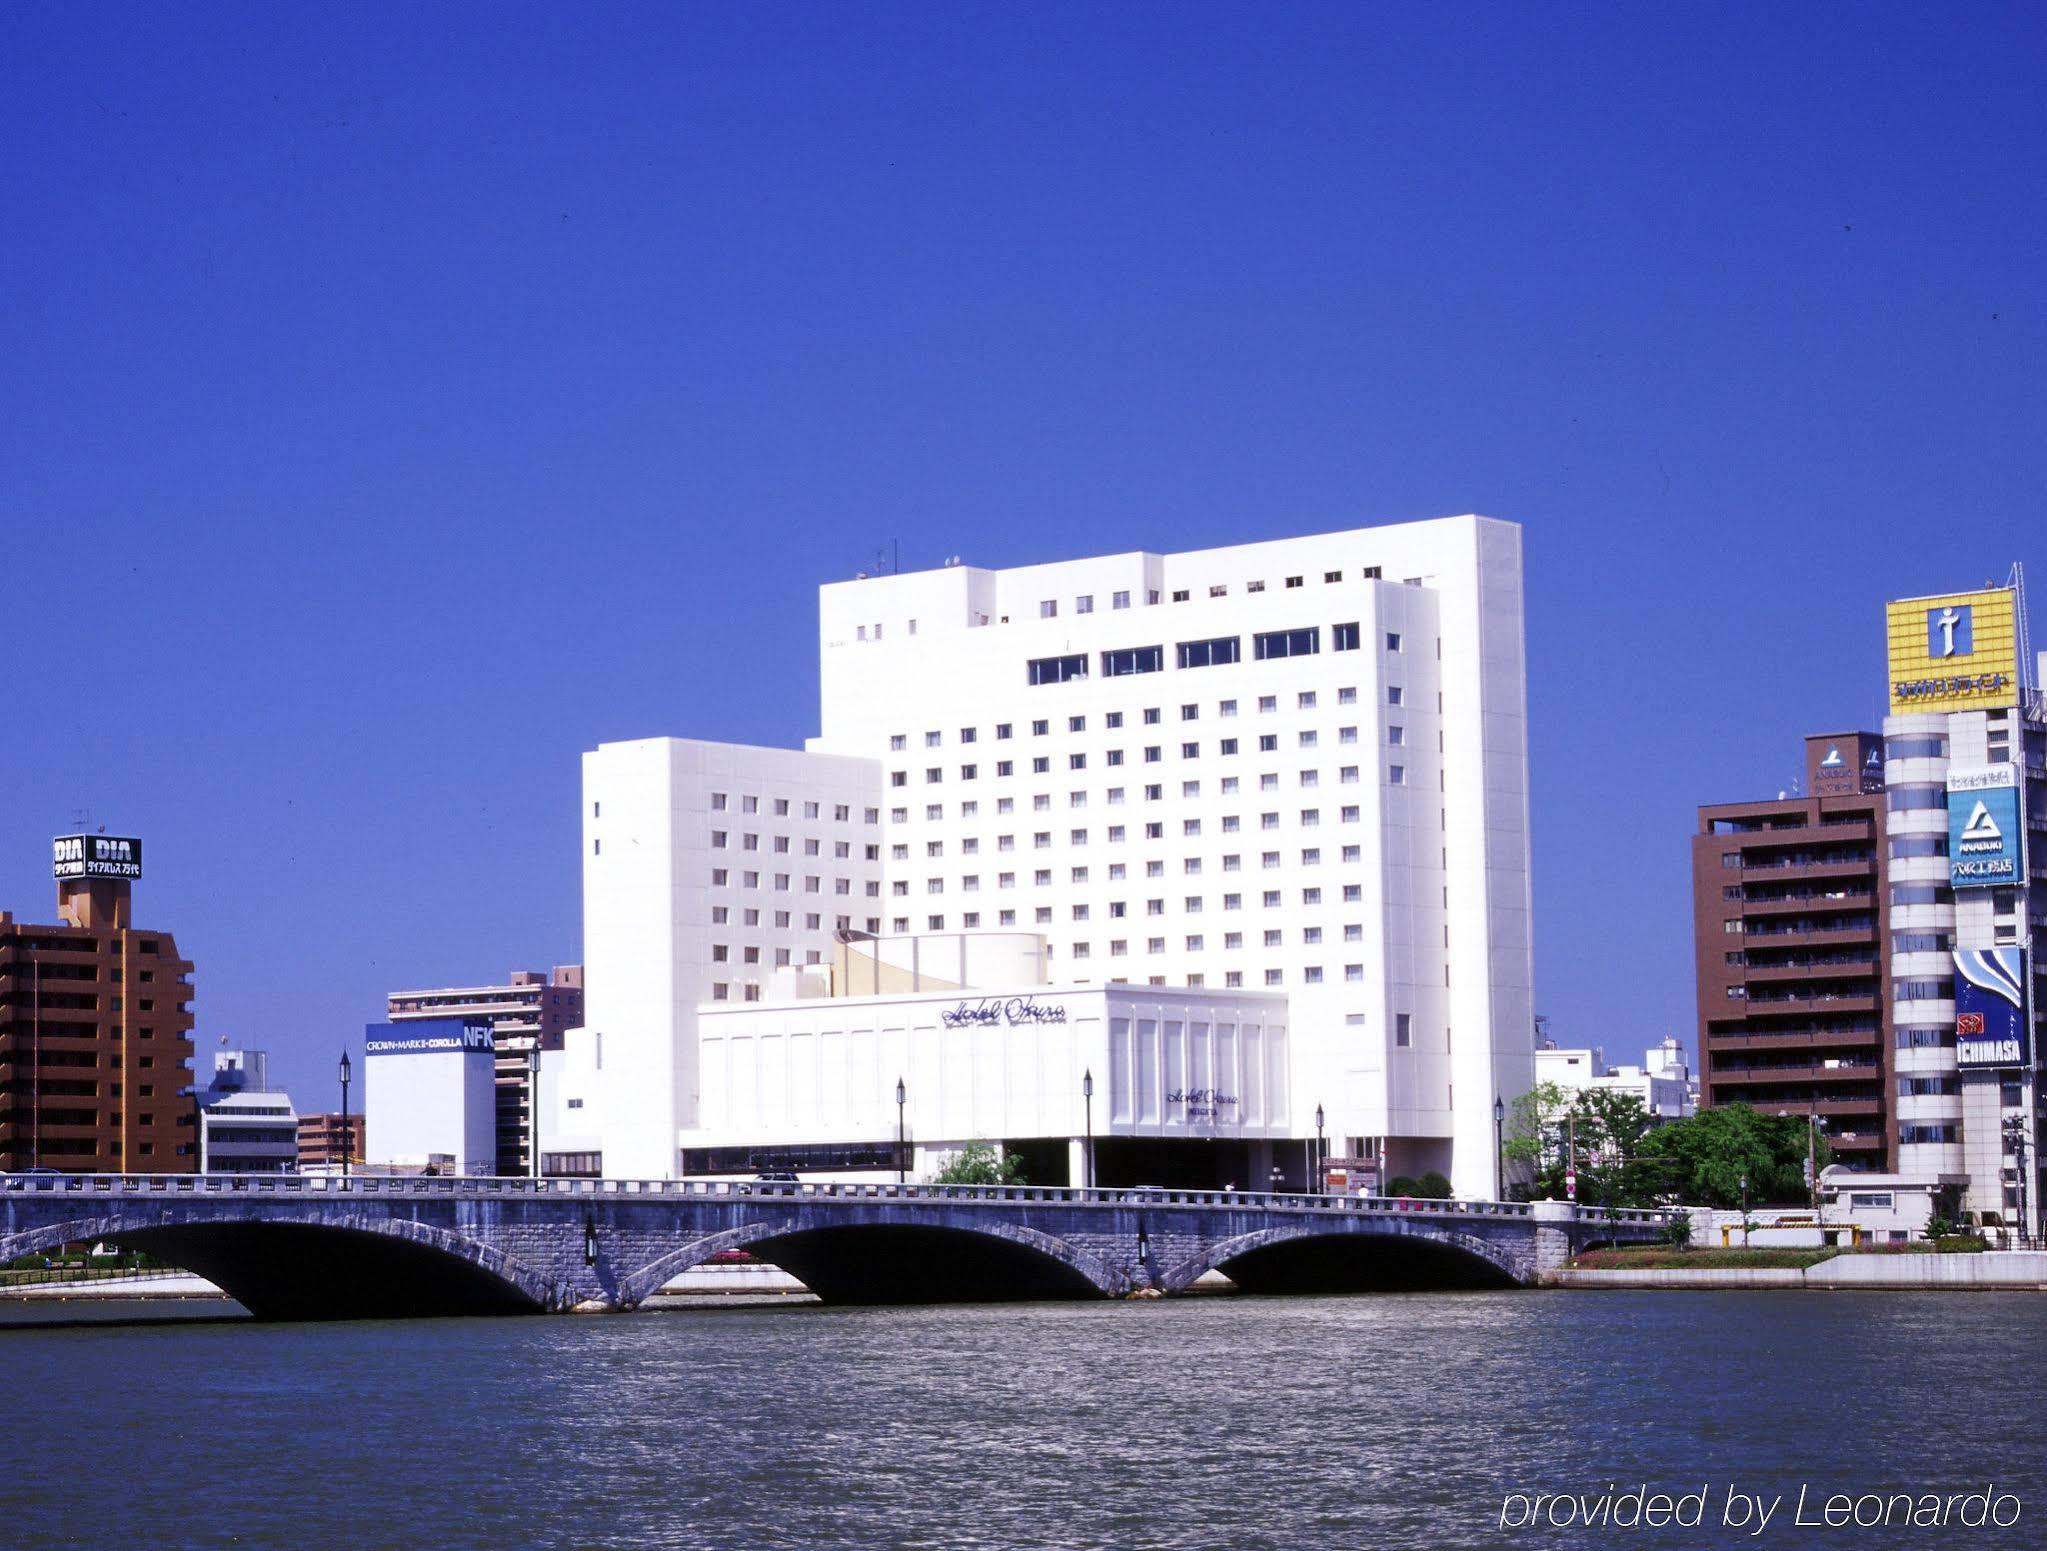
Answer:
895, 1076, 907, 1185
2004, 1114, 2030, 1250
338, 1052, 353, 1181
1082, 1068, 1095, 1190
528, 1044, 542, 1182
1314, 1104, 1325, 1194
1493, 1093, 1506, 1201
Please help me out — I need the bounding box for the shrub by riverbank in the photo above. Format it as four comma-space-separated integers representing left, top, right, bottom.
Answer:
1571, 1247, 1839, 1271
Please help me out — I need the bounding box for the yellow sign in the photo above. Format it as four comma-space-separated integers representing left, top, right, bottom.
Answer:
1886, 588, 2020, 714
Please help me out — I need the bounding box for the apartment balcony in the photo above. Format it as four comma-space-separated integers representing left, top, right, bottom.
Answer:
1742, 958, 1879, 984
1709, 1062, 1882, 1085
1739, 890, 1875, 916
1736, 924, 1877, 947
1704, 1027, 1881, 1053
1737, 990, 1881, 1016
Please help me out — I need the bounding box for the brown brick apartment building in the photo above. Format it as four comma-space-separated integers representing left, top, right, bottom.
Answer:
0, 839, 197, 1172
297, 1111, 364, 1170
1692, 734, 1893, 1171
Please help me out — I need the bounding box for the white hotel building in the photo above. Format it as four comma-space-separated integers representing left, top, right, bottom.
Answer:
552, 514, 1536, 1198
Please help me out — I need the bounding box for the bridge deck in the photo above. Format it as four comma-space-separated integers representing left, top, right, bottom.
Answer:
0, 1175, 1675, 1319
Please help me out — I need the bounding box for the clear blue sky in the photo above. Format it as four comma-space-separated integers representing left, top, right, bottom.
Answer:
6, 5, 2043, 1110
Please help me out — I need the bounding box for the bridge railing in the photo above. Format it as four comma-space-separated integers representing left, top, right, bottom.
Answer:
0, 1172, 1676, 1225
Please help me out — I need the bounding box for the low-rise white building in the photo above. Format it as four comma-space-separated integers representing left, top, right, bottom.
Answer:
679, 931, 1291, 1187
1535, 1036, 1695, 1121
197, 1049, 300, 1174
363, 1018, 498, 1175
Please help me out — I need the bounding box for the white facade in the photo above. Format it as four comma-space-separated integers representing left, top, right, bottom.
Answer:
578, 738, 884, 1179
688, 977, 1289, 1180
198, 1050, 299, 1174
1882, 670, 2047, 1224
568, 516, 1537, 1196
807, 516, 1534, 1197
1535, 1037, 1696, 1121
364, 1021, 498, 1175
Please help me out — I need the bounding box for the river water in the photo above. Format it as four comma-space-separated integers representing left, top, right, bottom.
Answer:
10, 1291, 2042, 1550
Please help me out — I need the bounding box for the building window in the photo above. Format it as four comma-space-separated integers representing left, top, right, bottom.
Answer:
1253, 628, 1319, 660
1395, 1013, 1411, 1047
1027, 654, 1088, 686
1040, 599, 1058, 618
1332, 621, 1361, 651
1113, 590, 1131, 610
1076, 595, 1094, 614
1102, 645, 1164, 677
1386, 632, 1402, 652
1176, 636, 1241, 670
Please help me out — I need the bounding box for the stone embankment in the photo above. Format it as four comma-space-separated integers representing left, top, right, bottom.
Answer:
1543, 1252, 2047, 1290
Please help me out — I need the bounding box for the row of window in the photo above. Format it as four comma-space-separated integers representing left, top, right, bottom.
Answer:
709, 833, 879, 859
704, 794, 877, 822
1030, 568, 1401, 621
705, 870, 872, 895
888, 684, 1407, 748
894, 752, 1405, 785
894, 882, 1371, 909
1027, 626, 1398, 686
885, 812, 1397, 862
1900, 1123, 1959, 1145
878, 765, 1429, 823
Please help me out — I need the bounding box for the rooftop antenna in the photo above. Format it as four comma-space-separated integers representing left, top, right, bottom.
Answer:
2008, 561, 2033, 691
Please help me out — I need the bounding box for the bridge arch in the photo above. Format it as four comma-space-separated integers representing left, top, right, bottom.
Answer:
0, 1208, 558, 1318
619, 1211, 1124, 1306
1158, 1217, 1524, 1294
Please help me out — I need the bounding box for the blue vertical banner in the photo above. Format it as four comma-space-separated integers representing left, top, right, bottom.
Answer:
1948, 765, 2023, 888
1954, 949, 2029, 1069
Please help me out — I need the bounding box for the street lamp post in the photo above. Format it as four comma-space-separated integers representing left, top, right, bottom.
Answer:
2004, 1115, 2031, 1250
1082, 1068, 1095, 1190
1314, 1104, 1325, 1194
338, 1052, 353, 1181
528, 1045, 542, 1182
1493, 1093, 1506, 1202
895, 1076, 907, 1184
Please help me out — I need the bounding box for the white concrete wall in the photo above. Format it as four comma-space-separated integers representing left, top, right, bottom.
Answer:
690, 983, 1288, 1151
582, 738, 884, 1178
365, 1047, 496, 1175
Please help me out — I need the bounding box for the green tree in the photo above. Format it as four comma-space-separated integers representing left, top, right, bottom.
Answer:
1639, 1104, 1823, 1208
931, 1143, 1027, 1186
1572, 1089, 1663, 1210
1413, 1171, 1454, 1199
1501, 1080, 1573, 1195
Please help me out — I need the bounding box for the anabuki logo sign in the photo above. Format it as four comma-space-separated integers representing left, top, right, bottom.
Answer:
1947, 764, 2022, 888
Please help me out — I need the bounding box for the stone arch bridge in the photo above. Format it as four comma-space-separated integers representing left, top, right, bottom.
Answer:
0, 1175, 1671, 1321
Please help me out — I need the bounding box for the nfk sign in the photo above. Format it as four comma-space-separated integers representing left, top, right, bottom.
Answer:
1949, 765, 2024, 888
940, 996, 1070, 1029
52, 834, 142, 880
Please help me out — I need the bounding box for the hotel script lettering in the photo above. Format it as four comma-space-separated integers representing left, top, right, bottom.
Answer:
941, 996, 1069, 1029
